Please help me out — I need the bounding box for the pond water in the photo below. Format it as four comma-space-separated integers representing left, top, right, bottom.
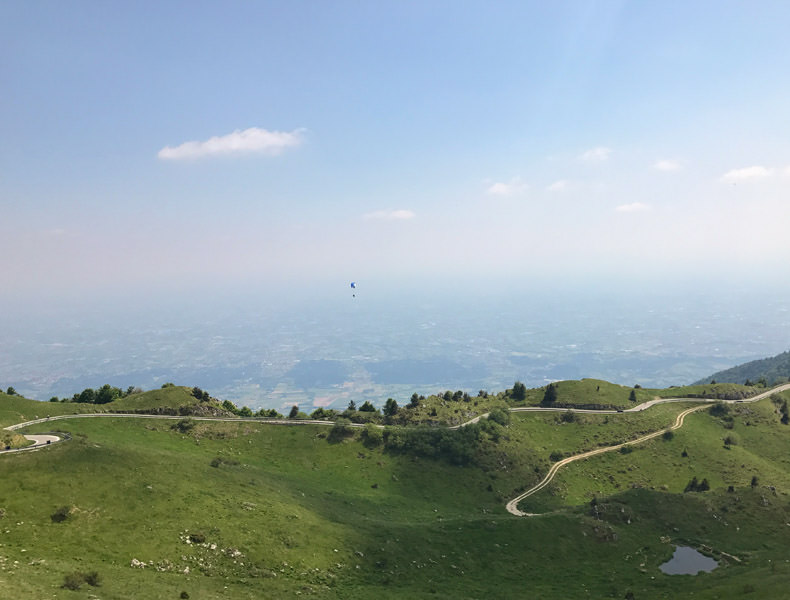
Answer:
660, 546, 718, 575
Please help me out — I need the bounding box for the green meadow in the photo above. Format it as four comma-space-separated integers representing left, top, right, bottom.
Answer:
1, 385, 789, 598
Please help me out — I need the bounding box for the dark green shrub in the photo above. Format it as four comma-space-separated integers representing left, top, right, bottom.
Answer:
171, 419, 195, 433
62, 573, 83, 590
619, 445, 633, 454
188, 531, 206, 544
709, 402, 729, 417
83, 571, 101, 587
362, 423, 383, 447
51, 505, 70, 523
488, 408, 510, 426
662, 430, 674, 441
328, 418, 354, 443
560, 410, 576, 423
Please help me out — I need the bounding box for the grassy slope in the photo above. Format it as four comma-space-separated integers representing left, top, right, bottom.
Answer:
0, 391, 99, 428
1, 386, 790, 598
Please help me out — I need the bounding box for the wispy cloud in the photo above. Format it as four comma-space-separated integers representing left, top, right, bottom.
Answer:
721, 165, 773, 182
580, 146, 612, 162
653, 159, 681, 172
486, 177, 527, 196
363, 209, 416, 221
615, 202, 650, 212
546, 180, 568, 192
158, 127, 304, 160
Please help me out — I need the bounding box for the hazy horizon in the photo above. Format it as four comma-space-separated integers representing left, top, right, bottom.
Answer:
3, 3, 789, 408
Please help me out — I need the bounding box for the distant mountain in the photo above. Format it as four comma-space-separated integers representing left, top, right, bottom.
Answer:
696, 350, 790, 386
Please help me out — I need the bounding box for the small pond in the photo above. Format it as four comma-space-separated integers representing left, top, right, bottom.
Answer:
660, 546, 718, 575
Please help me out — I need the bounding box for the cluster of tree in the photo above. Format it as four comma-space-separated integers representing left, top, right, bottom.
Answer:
53, 384, 143, 404
4, 387, 17, 396
331, 407, 511, 466
340, 398, 402, 423
191, 386, 211, 402
381, 416, 507, 466
684, 476, 710, 493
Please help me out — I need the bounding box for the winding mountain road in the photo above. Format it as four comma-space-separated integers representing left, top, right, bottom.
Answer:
4, 383, 790, 516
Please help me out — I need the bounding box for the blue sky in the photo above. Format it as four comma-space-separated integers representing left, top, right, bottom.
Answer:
3, 1, 790, 305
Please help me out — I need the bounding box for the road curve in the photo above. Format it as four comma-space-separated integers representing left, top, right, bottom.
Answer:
505, 405, 706, 516
504, 383, 790, 516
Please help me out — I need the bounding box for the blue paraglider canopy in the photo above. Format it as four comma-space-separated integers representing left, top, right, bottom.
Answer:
350, 282, 356, 289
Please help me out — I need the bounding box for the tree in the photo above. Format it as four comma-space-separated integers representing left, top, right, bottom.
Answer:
288, 405, 299, 419
222, 399, 238, 414
512, 381, 527, 402
347, 400, 357, 411
751, 475, 759, 488
542, 383, 558, 406
78, 388, 96, 404
358, 401, 377, 413
95, 384, 120, 404
409, 393, 420, 408
238, 406, 253, 417
383, 398, 399, 417
629, 390, 637, 403
5, 387, 16, 396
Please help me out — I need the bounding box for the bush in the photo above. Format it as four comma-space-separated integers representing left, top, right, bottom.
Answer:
328, 418, 355, 443
83, 571, 101, 587
171, 419, 195, 433
488, 408, 511, 426
362, 423, 383, 447
619, 445, 633, 454
662, 430, 674, 441
62, 573, 84, 590
560, 410, 576, 423
709, 402, 730, 417
549, 451, 564, 462
51, 505, 70, 523
684, 476, 710, 492
188, 531, 206, 544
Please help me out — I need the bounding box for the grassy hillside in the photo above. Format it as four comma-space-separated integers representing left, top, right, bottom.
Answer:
696, 349, 790, 386
0, 391, 99, 428
2, 384, 790, 598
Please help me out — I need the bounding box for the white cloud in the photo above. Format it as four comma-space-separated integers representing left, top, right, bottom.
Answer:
580, 146, 612, 162
363, 209, 416, 221
158, 127, 304, 160
615, 202, 650, 212
783, 165, 790, 176
721, 165, 773, 182
486, 177, 527, 196
546, 180, 568, 192
653, 159, 681, 172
